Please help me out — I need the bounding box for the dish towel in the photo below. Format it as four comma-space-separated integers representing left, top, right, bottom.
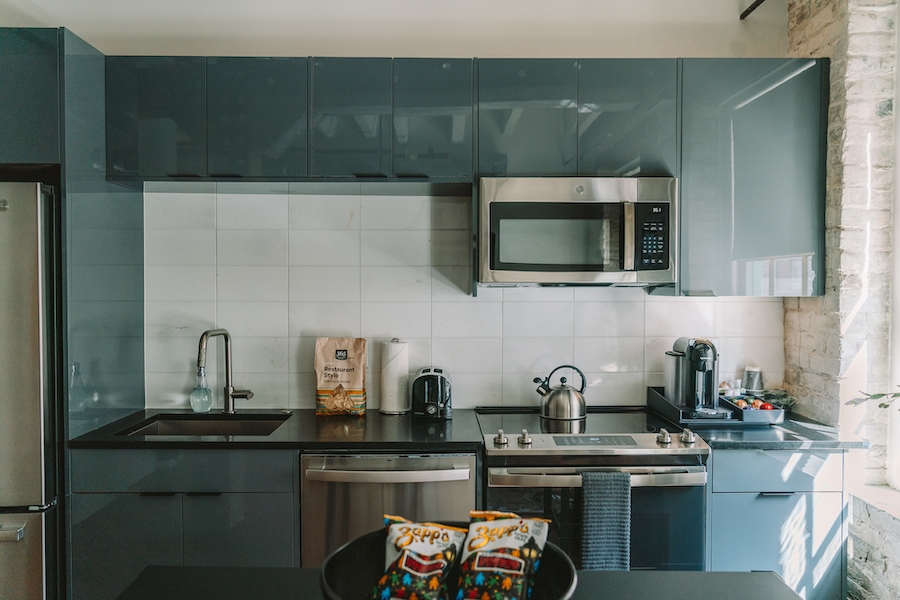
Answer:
581, 470, 631, 570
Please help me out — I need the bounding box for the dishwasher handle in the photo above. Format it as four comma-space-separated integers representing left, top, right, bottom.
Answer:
305, 466, 471, 484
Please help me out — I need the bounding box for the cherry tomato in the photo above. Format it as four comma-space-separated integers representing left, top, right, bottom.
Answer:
760, 402, 775, 410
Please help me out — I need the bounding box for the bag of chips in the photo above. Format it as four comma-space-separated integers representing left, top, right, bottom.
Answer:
370, 515, 468, 600
315, 337, 367, 415
456, 511, 550, 600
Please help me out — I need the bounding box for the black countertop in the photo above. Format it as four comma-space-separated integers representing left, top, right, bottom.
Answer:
69, 402, 866, 453
117, 566, 802, 600
69, 408, 484, 451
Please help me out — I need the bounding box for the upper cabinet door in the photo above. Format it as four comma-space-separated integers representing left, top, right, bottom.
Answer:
310, 57, 392, 177
207, 57, 308, 178
106, 56, 206, 178
392, 58, 473, 178
577, 59, 676, 177
0, 28, 59, 164
478, 59, 578, 177
680, 58, 827, 297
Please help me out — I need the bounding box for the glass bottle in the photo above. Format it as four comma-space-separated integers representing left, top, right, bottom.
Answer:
69, 362, 88, 412
190, 367, 214, 413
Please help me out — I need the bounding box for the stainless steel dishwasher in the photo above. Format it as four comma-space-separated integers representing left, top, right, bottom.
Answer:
300, 453, 476, 566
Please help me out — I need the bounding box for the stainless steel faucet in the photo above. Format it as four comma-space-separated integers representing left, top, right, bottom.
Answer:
197, 328, 253, 414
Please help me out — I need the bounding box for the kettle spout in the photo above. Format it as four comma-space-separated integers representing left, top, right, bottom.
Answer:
533, 377, 550, 396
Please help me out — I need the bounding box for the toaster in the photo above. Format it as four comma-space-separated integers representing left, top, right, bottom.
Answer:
411, 367, 452, 420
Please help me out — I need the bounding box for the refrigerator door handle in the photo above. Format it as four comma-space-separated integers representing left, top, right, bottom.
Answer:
0, 523, 25, 542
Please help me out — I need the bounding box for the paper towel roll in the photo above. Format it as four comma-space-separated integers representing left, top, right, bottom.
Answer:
380, 339, 409, 414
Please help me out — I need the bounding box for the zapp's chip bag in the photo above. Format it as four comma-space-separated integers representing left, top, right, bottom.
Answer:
369, 515, 467, 600
456, 511, 550, 600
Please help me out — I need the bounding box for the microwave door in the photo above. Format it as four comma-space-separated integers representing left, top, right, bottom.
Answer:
490, 202, 626, 275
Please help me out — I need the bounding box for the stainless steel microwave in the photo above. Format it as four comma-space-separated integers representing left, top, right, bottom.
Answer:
478, 177, 677, 287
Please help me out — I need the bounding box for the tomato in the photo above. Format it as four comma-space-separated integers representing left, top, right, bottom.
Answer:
760, 402, 775, 410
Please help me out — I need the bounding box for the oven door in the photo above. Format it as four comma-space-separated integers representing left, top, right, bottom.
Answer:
487, 466, 706, 571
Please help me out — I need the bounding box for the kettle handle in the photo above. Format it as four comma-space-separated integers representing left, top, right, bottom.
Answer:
547, 365, 586, 394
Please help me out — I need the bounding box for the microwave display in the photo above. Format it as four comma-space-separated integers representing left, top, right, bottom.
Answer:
478, 177, 677, 287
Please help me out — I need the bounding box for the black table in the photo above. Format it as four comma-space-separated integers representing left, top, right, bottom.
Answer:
117, 566, 803, 600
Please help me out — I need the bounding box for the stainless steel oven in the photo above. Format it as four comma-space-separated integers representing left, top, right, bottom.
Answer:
477, 408, 708, 571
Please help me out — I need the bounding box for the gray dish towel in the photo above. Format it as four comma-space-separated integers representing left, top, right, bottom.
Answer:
581, 470, 631, 570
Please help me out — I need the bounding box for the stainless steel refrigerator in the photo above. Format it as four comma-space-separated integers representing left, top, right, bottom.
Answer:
0, 182, 61, 600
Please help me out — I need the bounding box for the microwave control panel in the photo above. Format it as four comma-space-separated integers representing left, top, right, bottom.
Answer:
635, 203, 669, 270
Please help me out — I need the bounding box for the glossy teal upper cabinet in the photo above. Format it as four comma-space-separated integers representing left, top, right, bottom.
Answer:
106, 56, 206, 178
478, 59, 578, 176
207, 57, 308, 178
577, 59, 676, 177
680, 59, 827, 296
0, 28, 59, 164
393, 58, 473, 178
310, 57, 392, 177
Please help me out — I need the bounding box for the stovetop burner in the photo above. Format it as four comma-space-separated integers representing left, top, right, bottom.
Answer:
476, 406, 710, 461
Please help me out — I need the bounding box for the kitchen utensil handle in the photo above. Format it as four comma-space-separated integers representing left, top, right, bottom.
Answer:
305, 466, 470, 484
488, 468, 706, 488
0, 524, 25, 543
547, 364, 587, 394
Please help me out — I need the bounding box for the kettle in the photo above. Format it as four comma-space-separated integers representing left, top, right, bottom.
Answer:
534, 365, 587, 421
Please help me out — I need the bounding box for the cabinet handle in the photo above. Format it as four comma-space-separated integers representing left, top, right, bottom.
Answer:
758, 492, 796, 497
0, 524, 25, 543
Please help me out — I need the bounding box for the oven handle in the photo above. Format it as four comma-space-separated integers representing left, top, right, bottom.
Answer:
306, 466, 471, 484
488, 466, 706, 488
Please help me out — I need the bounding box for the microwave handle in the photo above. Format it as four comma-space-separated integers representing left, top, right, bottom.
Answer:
623, 202, 635, 271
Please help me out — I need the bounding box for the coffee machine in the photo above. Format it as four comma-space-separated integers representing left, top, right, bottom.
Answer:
664, 337, 719, 411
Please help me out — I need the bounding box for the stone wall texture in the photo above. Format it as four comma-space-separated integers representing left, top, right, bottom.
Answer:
788, 1, 899, 599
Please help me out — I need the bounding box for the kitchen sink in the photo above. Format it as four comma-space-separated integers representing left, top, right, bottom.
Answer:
119, 413, 290, 437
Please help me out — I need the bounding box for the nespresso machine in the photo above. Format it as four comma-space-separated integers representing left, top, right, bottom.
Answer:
664, 337, 719, 411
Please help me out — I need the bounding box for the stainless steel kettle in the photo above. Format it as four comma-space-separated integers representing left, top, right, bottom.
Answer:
534, 365, 587, 420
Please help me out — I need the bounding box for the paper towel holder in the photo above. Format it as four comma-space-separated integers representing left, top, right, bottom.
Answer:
380, 337, 410, 415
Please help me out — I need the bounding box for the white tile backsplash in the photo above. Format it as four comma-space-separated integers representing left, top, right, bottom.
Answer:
145, 184, 788, 409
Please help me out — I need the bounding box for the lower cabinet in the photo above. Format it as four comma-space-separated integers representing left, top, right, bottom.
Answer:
69, 450, 298, 600
707, 449, 846, 600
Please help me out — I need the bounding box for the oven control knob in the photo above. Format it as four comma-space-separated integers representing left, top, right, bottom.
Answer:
680, 428, 696, 444
494, 429, 509, 446
518, 429, 532, 446
656, 428, 672, 445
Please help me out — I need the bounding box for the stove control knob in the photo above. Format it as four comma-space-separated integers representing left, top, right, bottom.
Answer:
494, 429, 509, 447
518, 429, 532, 446
656, 428, 672, 445
680, 428, 696, 444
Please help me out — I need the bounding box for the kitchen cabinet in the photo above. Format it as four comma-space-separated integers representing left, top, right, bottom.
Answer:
69, 449, 297, 600
577, 59, 676, 177
106, 56, 206, 178
707, 449, 845, 600
0, 28, 59, 164
310, 57, 392, 177
478, 58, 578, 176
679, 58, 828, 296
207, 57, 308, 178
392, 58, 473, 178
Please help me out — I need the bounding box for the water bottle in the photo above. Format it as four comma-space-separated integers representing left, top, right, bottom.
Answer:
70, 363, 88, 412
190, 367, 213, 413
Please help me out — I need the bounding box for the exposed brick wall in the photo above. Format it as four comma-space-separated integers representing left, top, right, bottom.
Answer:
786, 0, 893, 474
788, 2, 899, 599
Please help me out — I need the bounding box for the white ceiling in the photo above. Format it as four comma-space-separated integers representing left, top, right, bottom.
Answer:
0, 0, 788, 58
